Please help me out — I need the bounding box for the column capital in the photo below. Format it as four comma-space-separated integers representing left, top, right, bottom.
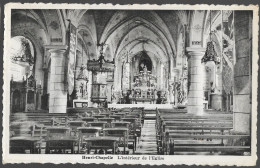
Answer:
186, 47, 206, 56
45, 45, 68, 54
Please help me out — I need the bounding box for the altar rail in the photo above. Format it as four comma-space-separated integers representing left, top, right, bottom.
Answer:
108, 104, 173, 110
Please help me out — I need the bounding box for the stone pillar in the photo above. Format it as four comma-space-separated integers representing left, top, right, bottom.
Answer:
48, 47, 67, 113
233, 11, 252, 134
186, 47, 206, 115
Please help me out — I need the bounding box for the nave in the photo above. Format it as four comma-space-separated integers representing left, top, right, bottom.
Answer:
8, 9, 253, 156
10, 107, 250, 155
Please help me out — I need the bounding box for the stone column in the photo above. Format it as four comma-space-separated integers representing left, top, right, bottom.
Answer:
48, 47, 67, 113
186, 47, 206, 115
233, 11, 252, 134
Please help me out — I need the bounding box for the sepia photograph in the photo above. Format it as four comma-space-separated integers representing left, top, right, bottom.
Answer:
2, 3, 258, 166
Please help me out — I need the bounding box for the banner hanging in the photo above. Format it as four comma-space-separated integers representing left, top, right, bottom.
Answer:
67, 22, 77, 95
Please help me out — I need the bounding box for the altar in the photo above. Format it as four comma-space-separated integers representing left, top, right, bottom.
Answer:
108, 103, 173, 110
129, 65, 161, 102
73, 99, 88, 108
131, 98, 156, 104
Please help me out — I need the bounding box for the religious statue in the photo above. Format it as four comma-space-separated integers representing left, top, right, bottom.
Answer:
140, 63, 145, 72
210, 81, 215, 93
182, 78, 188, 104
143, 65, 148, 73
176, 81, 184, 104
169, 83, 175, 104
156, 91, 162, 104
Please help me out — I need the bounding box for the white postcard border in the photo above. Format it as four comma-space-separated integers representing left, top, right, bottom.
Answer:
2, 3, 259, 166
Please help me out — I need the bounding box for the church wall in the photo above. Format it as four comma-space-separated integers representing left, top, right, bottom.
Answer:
233, 11, 252, 134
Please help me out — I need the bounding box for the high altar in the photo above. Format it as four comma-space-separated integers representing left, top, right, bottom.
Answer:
121, 61, 167, 104
131, 66, 158, 104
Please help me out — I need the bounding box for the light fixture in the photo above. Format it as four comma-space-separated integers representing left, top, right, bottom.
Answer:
11, 38, 35, 66
201, 10, 220, 64
87, 42, 115, 72
12, 10, 35, 66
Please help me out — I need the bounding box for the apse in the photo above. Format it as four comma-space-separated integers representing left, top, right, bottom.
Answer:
136, 51, 153, 72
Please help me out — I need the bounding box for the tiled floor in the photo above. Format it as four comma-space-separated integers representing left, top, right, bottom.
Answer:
135, 119, 157, 155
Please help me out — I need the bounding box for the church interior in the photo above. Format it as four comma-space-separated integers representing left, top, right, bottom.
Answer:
9, 9, 252, 155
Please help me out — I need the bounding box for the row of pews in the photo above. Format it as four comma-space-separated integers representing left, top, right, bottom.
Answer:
10, 107, 144, 154
156, 108, 251, 155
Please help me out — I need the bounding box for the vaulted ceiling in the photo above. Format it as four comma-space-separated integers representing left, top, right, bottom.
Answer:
11, 9, 193, 67
76, 10, 189, 67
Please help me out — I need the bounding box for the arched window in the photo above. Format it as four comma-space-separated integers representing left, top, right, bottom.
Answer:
10, 36, 35, 81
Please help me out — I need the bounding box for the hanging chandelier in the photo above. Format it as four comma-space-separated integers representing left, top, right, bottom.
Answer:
201, 10, 220, 64
87, 42, 115, 72
11, 38, 35, 66
12, 10, 35, 66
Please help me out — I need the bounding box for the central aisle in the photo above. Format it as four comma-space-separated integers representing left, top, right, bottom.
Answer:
135, 119, 157, 155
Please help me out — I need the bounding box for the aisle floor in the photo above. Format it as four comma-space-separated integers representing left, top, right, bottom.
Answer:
135, 119, 157, 155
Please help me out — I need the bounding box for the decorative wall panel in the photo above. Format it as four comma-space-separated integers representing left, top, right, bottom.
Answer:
67, 22, 77, 95
222, 10, 235, 64
222, 57, 233, 94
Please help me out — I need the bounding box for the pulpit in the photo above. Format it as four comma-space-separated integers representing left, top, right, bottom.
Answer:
91, 83, 107, 104
87, 43, 114, 106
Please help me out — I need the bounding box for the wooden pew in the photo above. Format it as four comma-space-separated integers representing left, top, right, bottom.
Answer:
167, 134, 250, 155
103, 128, 129, 154
87, 121, 108, 135
45, 127, 78, 154
157, 115, 232, 140
172, 146, 250, 154
84, 136, 120, 154
111, 121, 136, 152
155, 108, 238, 155
93, 115, 106, 119
98, 118, 115, 124
77, 127, 101, 154
10, 121, 45, 154
81, 117, 95, 123
109, 115, 122, 121
156, 112, 233, 141
67, 121, 86, 136
121, 118, 139, 151
10, 107, 143, 155
156, 111, 250, 156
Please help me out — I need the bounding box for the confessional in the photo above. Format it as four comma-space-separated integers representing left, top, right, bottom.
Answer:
10, 74, 42, 113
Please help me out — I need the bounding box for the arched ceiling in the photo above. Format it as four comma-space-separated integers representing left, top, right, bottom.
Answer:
77, 28, 97, 60
117, 39, 167, 63
11, 9, 66, 46
99, 11, 177, 57
113, 24, 168, 59
78, 11, 97, 45
11, 9, 192, 69
74, 10, 187, 66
